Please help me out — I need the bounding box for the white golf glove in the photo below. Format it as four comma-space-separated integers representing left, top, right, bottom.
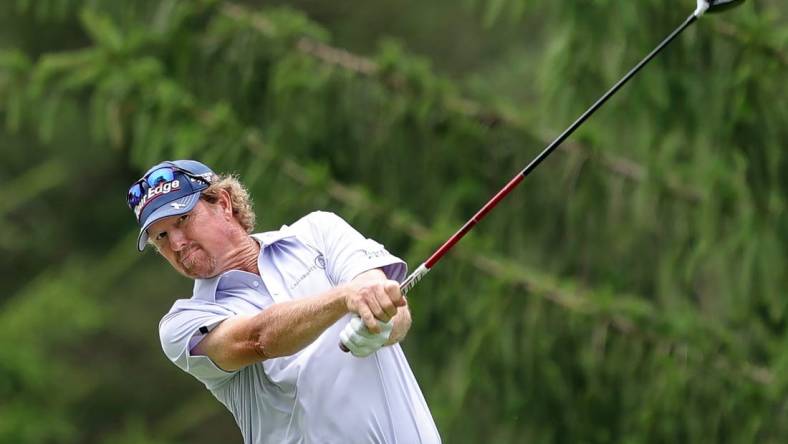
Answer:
339, 315, 392, 358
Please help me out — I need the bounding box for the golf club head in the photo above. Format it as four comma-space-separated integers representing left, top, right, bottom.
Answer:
706, 0, 746, 13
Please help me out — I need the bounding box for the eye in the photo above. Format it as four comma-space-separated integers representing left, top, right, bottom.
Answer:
155, 231, 168, 241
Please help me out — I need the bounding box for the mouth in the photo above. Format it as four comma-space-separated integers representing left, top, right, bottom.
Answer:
178, 247, 200, 267
175, 245, 217, 279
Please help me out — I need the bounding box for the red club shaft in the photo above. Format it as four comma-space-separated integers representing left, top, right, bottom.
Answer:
424, 173, 524, 268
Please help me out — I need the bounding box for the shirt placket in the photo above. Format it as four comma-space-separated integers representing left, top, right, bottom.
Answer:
259, 248, 289, 304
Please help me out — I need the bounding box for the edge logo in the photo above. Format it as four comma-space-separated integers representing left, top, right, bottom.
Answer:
134, 180, 181, 218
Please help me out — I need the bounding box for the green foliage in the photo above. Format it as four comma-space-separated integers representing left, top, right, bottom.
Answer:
1, 0, 787, 442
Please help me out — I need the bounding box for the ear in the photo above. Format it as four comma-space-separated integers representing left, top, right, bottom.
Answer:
217, 189, 234, 221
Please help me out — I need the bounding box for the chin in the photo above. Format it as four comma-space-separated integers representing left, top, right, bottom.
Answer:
178, 257, 218, 279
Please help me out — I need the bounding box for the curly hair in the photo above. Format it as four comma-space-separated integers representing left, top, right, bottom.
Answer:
199, 173, 256, 233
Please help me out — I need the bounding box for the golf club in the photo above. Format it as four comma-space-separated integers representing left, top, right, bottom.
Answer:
340, 0, 745, 352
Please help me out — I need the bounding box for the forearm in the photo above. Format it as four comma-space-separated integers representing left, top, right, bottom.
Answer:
252, 286, 348, 359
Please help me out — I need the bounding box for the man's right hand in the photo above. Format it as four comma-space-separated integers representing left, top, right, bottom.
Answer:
343, 273, 406, 333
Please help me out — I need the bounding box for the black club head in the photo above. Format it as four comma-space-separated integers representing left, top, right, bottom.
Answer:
706, 0, 746, 13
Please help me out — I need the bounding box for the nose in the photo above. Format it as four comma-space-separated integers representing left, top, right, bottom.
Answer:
168, 228, 188, 252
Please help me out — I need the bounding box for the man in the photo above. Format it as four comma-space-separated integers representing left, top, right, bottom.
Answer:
127, 159, 441, 443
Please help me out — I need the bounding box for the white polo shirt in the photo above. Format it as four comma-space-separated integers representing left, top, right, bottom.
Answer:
159, 211, 441, 443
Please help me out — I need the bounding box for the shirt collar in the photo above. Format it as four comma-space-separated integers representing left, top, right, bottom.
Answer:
191, 227, 297, 302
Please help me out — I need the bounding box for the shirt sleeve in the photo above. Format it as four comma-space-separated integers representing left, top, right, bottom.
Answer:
298, 211, 407, 284
158, 305, 237, 391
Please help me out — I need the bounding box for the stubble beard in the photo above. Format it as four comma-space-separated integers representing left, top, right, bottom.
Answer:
178, 247, 217, 279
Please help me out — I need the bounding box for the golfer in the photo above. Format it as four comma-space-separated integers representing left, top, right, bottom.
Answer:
127, 159, 441, 443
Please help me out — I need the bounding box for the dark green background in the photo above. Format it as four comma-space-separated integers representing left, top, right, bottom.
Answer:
1, 0, 786, 442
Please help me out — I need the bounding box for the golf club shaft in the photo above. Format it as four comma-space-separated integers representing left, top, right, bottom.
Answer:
398, 12, 698, 296
340, 12, 699, 352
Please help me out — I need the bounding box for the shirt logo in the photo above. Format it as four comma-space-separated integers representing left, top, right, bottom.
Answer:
364, 248, 389, 260
290, 254, 326, 290
134, 179, 181, 218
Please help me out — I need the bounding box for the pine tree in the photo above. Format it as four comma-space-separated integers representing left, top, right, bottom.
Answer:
1, 0, 786, 442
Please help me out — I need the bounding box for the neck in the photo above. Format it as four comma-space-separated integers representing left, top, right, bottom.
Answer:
218, 234, 260, 275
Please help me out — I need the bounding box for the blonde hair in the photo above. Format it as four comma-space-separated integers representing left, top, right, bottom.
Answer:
200, 173, 256, 233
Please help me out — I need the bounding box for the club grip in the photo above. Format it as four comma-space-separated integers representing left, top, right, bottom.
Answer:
338, 264, 429, 353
